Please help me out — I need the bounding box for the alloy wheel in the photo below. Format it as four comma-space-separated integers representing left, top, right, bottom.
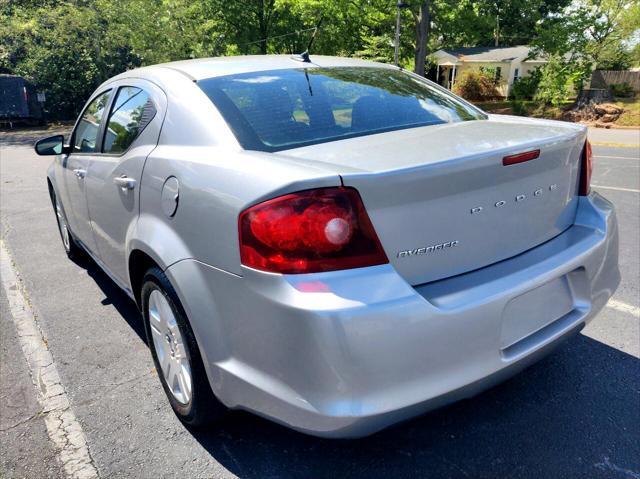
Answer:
148, 289, 193, 405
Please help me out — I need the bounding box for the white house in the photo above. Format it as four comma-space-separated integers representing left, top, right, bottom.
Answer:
431, 45, 547, 98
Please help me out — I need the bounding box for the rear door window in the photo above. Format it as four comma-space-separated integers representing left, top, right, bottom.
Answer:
103, 86, 155, 154
72, 90, 111, 153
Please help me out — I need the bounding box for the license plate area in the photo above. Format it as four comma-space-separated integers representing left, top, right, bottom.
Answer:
500, 268, 590, 360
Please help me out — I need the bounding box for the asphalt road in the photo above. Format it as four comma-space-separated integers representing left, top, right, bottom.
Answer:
1, 127, 638, 479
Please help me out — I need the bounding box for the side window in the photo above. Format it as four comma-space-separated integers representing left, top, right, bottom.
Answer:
103, 86, 155, 154
73, 90, 111, 153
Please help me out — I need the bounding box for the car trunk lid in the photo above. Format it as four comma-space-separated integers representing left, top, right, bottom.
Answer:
279, 117, 587, 285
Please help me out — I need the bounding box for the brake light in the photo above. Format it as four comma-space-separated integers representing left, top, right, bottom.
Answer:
503, 149, 540, 166
579, 140, 593, 196
239, 187, 388, 274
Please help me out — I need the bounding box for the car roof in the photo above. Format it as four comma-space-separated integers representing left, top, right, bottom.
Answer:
115, 55, 396, 82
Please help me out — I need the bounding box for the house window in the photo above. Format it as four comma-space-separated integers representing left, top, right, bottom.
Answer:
514, 68, 520, 81
495, 67, 502, 83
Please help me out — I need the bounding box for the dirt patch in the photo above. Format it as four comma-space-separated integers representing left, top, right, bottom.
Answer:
562, 102, 625, 128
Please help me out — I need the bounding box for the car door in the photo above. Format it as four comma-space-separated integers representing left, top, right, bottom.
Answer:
84, 80, 166, 284
61, 89, 113, 254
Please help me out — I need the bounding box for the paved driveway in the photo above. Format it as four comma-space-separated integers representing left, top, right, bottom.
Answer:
1, 127, 638, 479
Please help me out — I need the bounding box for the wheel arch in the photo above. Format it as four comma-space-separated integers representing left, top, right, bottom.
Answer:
126, 212, 193, 307
46, 175, 57, 206
128, 248, 163, 309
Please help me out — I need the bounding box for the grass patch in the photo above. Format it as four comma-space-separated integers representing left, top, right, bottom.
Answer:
474, 100, 573, 119
527, 102, 573, 120
474, 100, 516, 112
612, 97, 640, 127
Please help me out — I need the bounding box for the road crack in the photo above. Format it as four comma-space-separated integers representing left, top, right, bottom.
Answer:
0, 410, 44, 432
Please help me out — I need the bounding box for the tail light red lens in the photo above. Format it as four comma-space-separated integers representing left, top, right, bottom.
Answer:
579, 140, 593, 196
239, 187, 388, 274
502, 149, 540, 166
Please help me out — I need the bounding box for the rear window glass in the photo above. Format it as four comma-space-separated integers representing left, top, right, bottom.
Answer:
198, 67, 485, 152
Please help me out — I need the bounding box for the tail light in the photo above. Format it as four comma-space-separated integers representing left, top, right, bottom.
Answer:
502, 149, 540, 166
579, 140, 593, 196
239, 187, 388, 274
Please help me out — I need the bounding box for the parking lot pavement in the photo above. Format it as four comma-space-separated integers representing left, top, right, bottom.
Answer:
1, 129, 638, 479
0, 288, 65, 479
589, 127, 639, 148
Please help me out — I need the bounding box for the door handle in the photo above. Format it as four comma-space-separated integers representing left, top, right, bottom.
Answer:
73, 168, 86, 179
113, 175, 137, 190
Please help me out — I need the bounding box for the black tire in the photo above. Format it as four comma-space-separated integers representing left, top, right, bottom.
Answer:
141, 267, 226, 428
51, 189, 83, 260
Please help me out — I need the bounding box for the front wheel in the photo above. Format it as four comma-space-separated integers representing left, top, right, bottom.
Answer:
141, 267, 226, 427
52, 191, 82, 260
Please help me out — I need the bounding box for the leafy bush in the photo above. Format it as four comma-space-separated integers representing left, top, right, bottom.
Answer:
534, 55, 586, 107
510, 70, 541, 100
453, 70, 500, 101
610, 82, 634, 98
479, 66, 500, 85
510, 99, 529, 116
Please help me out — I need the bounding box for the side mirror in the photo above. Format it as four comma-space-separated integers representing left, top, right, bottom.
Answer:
34, 135, 69, 156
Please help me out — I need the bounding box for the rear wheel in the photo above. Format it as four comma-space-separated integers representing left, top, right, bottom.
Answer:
141, 267, 225, 427
52, 191, 82, 260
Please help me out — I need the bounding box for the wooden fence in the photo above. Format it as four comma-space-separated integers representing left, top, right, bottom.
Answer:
590, 70, 640, 92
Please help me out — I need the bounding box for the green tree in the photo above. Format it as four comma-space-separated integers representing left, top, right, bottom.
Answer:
1, 3, 105, 118
534, 55, 584, 106
531, 0, 639, 101
431, 0, 572, 49
4, 0, 632, 119
1, 0, 227, 118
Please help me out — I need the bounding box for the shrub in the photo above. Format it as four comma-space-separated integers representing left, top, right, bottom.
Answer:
610, 82, 634, 98
510, 70, 541, 100
479, 66, 500, 85
510, 99, 528, 116
453, 70, 500, 101
534, 55, 585, 107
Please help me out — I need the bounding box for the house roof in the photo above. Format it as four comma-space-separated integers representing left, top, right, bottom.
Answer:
432, 46, 544, 64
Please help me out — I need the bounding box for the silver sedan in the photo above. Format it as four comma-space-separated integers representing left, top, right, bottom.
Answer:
35, 55, 620, 438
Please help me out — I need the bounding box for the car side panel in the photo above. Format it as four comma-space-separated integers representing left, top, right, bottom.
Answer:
135, 145, 342, 278
55, 88, 116, 254
59, 152, 97, 251
85, 79, 167, 284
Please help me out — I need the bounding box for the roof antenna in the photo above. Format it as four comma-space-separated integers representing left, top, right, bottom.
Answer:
291, 16, 324, 63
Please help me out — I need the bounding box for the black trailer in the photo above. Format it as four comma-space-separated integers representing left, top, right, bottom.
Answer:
0, 74, 45, 127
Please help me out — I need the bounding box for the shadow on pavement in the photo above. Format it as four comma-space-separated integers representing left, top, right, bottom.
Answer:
72, 253, 147, 345
77, 252, 639, 478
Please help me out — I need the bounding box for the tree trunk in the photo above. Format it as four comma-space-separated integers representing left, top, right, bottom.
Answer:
413, 2, 431, 76
256, 0, 276, 55
577, 88, 614, 107
257, 1, 268, 54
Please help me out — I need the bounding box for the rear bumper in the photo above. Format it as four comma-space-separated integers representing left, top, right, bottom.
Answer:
167, 192, 619, 438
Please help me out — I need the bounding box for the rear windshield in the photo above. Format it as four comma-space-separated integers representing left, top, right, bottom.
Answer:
198, 67, 485, 152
